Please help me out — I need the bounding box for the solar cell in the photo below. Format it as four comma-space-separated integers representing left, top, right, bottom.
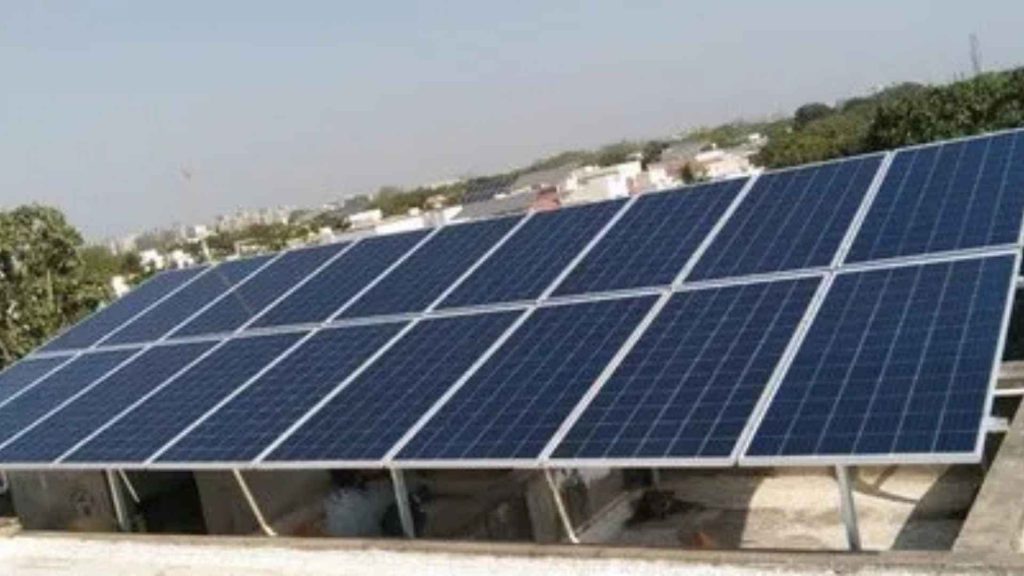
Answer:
846, 131, 1024, 264
101, 256, 273, 346
553, 180, 747, 296
744, 254, 1015, 462
397, 296, 657, 463
0, 341, 216, 463
0, 349, 137, 448
550, 277, 820, 463
249, 231, 429, 328
439, 201, 625, 309
339, 217, 521, 319
264, 310, 521, 463
170, 243, 349, 338
63, 332, 303, 463
40, 267, 206, 352
155, 323, 406, 463
0, 357, 72, 406
689, 155, 883, 281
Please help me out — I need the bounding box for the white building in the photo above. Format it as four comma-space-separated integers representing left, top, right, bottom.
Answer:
694, 148, 755, 180
167, 249, 196, 269
565, 161, 643, 204
348, 209, 384, 229
633, 163, 681, 193
138, 249, 165, 271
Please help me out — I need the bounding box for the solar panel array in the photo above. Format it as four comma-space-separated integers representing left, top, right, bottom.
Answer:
2, 128, 1023, 471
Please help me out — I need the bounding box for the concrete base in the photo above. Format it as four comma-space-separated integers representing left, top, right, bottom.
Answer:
7, 471, 117, 532
194, 470, 332, 536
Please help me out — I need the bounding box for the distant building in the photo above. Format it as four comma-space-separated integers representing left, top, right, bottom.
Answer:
565, 161, 643, 204
348, 209, 384, 229
167, 249, 196, 269
633, 163, 681, 193
693, 148, 754, 180
138, 249, 165, 271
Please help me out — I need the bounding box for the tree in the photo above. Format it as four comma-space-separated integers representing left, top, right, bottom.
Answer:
0, 205, 110, 367
793, 103, 834, 130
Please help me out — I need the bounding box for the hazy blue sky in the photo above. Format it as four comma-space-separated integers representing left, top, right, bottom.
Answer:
3, 1, 1024, 239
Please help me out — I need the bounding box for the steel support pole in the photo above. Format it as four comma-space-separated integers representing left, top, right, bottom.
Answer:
116, 470, 141, 504
232, 469, 277, 537
390, 468, 416, 538
835, 465, 861, 551
543, 469, 580, 544
105, 470, 131, 532
651, 468, 663, 489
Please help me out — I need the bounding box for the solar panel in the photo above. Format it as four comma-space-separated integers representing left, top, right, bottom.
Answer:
339, 217, 521, 319
249, 231, 429, 328
63, 332, 303, 463
438, 201, 625, 309
100, 256, 272, 346
396, 296, 656, 464
154, 323, 406, 464
0, 357, 72, 406
846, 131, 1024, 264
263, 310, 521, 463
39, 267, 206, 352
0, 341, 216, 464
550, 277, 820, 464
689, 155, 883, 281
744, 253, 1015, 463
553, 180, 747, 296
169, 243, 348, 338
0, 349, 137, 448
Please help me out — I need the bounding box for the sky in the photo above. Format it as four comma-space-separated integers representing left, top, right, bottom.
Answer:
2, 1, 1024, 240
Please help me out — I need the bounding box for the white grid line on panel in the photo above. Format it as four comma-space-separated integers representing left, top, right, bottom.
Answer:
23, 267, 203, 356
537, 196, 639, 300
536, 290, 674, 462
424, 213, 534, 313
77, 266, 213, 352
0, 347, 152, 455
832, 151, 895, 268
672, 173, 761, 287
143, 329, 323, 465
152, 251, 285, 344
251, 320, 422, 463
234, 239, 362, 332
0, 355, 80, 412
837, 245, 1021, 275
381, 308, 537, 464
972, 250, 1021, 462
325, 227, 443, 322
52, 337, 235, 464
732, 272, 836, 463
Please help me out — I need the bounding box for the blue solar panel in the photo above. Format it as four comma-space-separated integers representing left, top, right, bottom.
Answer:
340, 217, 521, 319
397, 296, 656, 462
554, 180, 747, 296
846, 132, 1024, 264
439, 202, 625, 309
249, 231, 429, 328
689, 155, 883, 281
101, 256, 272, 346
745, 254, 1015, 461
40, 267, 206, 352
0, 357, 72, 406
264, 310, 521, 463
0, 341, 216, 463
155, 323, 406, 463
63, 332, 302, 463
170, 243, 348, 338
551, 278, 819, 462
0, 349, 137, 448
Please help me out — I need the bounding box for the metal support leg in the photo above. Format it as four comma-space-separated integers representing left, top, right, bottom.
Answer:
390, 468, 416, 538
232, 469, 277, 537
117, 470, 141, 504
543, 469, 580, 544
835, 465, 861, 551
651, 468, 662, 489
105, 470, 131, 532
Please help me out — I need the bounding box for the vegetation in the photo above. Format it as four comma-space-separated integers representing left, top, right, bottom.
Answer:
0, 206, 114, 367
